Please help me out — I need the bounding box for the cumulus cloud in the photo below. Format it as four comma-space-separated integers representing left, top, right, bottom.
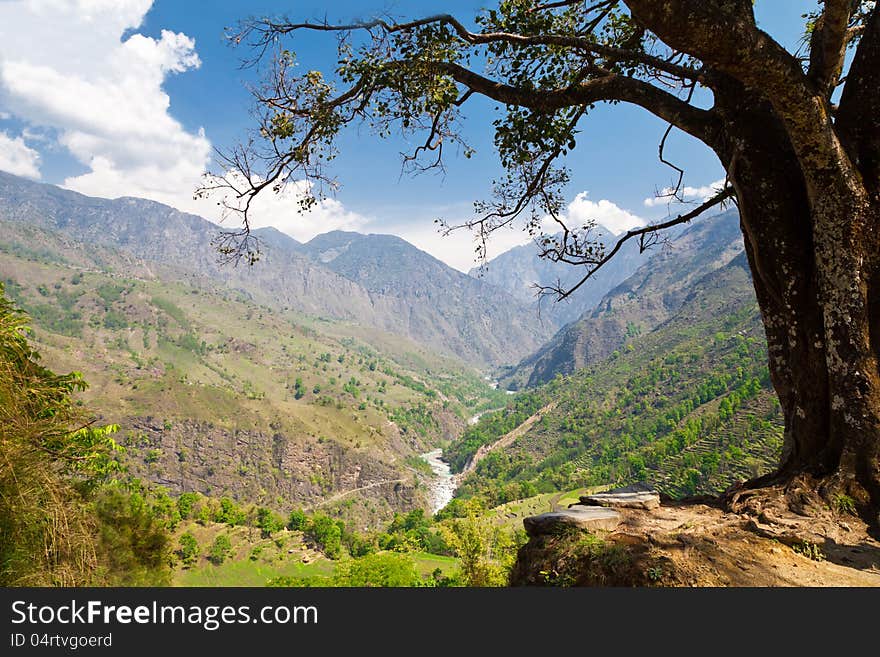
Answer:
0, 0, 210, 210
643, 178, 726, 208
0, 130, 41, 179
202, 174, 369, 243
385, 192, 647, 272
563, 192, 646, 235
394, 221, 534, 273
242, 182, 369, 243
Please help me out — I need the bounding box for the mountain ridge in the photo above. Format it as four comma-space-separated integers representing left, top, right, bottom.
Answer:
0, 171, 550, 367
499, 209, 745, 389
469, 226, 649, 326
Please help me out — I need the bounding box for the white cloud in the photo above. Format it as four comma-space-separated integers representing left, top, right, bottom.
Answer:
0, 0, 210, 210
0, 111, 11, 120
643, 178, 726, 207
394, 221, 533, 273
245, 181, 369, 242
202, 174, 369, 242
382, 192, 647, 271
563, 192, 646, 235
0, 130, 41, 179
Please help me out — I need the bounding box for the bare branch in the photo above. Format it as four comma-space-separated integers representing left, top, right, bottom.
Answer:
651, 82, 697, 203
247, 13, 705, 83
529, 0, 613, 13
539, 185, 734, 301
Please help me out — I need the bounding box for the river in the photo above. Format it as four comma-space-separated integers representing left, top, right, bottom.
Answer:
420, 448, 457, 514
423, 403, 512, 512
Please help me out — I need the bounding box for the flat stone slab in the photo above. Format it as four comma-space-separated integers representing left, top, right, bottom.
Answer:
580, 491, 661, 510
523, 506, 621, 537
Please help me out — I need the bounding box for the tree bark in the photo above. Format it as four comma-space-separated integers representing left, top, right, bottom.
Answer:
709, 76, 880, 514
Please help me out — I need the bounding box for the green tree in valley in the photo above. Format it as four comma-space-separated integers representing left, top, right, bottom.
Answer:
206, 1, 880, 519
208, 534, 233, 565
332, 552, 423, 587
256, 506, 284, 538
287, 508, 307, 531
307, 513, 343, 559
177, 492, 200, 520
439, 499, 520, 586
178, 532, 200, 567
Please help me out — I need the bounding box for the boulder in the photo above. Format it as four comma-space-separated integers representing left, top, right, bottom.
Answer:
523, 506, 621, 536
579, 491, 661, 510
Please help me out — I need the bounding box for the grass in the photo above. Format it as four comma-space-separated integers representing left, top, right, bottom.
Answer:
409, 552, 459, 578
176, 551, 458, 587
176, 555, 334, 587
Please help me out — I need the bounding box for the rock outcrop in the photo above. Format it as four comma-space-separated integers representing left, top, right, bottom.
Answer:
580, 491, 661, 510
523, 506, 621, 536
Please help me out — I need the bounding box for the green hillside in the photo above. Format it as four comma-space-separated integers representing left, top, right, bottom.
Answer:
0, 221, 505, 528
450, 253, 784, 505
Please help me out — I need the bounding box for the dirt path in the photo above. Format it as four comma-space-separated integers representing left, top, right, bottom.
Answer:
306, 478, 407, 510
457, 402, 557, 480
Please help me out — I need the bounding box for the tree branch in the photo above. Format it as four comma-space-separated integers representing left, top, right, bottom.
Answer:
808, 0, 856, 95
623, 0, 868, 211
542, 185, 734, 301
253, 14, 705, 83
430, 61, 718, 145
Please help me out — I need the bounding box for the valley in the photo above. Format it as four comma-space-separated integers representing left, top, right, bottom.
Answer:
0, 172, 790, 586
4, 0, 880, 596
0, 215, 508, 529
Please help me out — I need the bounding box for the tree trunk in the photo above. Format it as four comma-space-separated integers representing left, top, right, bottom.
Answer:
814, 195, 880, 509
713, 80, 880, 515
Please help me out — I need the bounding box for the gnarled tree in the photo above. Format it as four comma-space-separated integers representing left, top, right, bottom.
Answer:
206, 1, 880, 519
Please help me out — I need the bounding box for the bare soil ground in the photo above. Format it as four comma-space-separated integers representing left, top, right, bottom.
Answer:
511, 497, 880, 586
616, 501, 880, 586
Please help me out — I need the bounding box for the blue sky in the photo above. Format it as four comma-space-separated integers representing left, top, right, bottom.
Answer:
0, 0, 817, 270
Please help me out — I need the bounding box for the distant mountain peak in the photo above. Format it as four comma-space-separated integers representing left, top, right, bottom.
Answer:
0, 170, 551, 367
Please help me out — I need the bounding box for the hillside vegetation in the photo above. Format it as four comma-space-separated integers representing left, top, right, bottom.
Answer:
0, 171, 551, 367
0, 220, 506, 528
0, 282, 171, 586
501, 210, 745, 389
450, 252, 784, 506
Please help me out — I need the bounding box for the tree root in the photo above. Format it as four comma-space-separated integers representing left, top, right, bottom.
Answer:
722, 472, 875, 547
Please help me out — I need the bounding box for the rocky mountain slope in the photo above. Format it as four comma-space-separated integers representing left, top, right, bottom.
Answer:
469, 227, 648, 326
0, 218, 507, 528
500, 209, 745, 388
0, 172, 548, 367
299, 230, 553, 366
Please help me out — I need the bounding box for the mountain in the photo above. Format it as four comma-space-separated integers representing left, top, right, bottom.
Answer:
0, 217, 512, 528
0, 172, 549, 367
298, 230, 554, 366
448, 247, 783, 504
500, 209, 745, 388
469, 227, 648, 326
0, 172, 379, 316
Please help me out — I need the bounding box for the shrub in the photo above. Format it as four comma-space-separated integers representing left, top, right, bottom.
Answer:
177, 533, 199, 567
208, 534, 233, 565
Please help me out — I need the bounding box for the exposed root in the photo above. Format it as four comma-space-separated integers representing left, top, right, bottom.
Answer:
512, 497, 880, 586
723, 472, 876, 547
